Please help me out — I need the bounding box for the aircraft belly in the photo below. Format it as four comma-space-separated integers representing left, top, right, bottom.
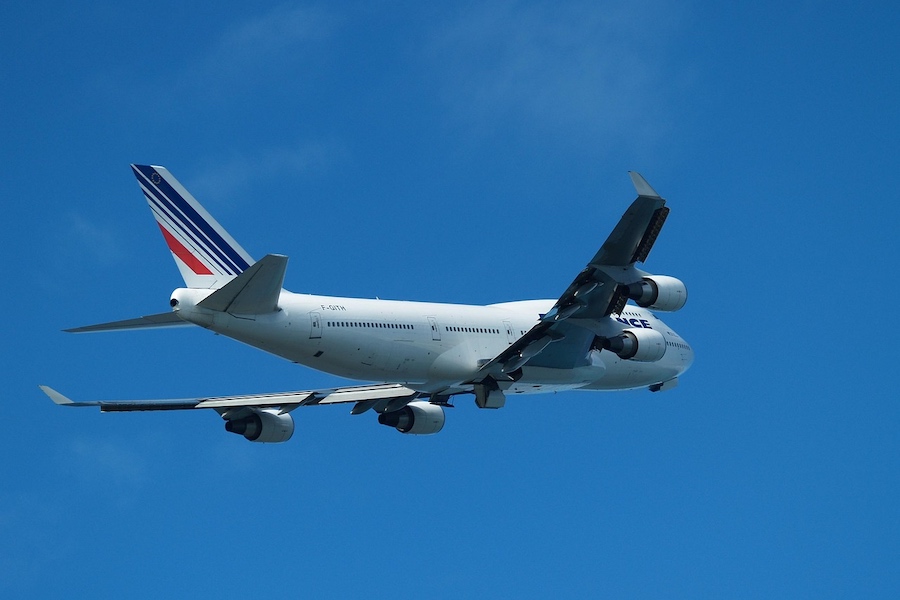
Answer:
518, 363, 603, 383
294, 335, 434, 383
427, 344, 481, 385
577, 352, 683, 391
204, 310, 299, 357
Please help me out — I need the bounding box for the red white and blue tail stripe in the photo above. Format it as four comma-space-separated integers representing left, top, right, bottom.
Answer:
132, 165, 254, 289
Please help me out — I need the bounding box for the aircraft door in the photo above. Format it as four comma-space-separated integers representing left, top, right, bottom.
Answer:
503, 320, 515, 344
309, 311, 322, 339
427, 317, 441, 341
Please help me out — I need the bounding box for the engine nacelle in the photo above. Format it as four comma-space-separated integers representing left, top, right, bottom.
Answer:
624, 275, 687, 312
225, 409, 294, 443
603, 328, 667, 362
378, 401, 445, 435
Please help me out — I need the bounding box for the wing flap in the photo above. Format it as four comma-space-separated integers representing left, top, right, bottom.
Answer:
305, 384, 419, 406
589, 195, 666, 267
630, 206, 669, 264
196, 391, 317, 409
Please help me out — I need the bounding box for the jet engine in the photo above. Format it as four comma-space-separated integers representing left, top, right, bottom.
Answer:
378, 401, 445, 435
623, 275, 687, 312
600, 328, 667, 362
225, 408, 294, 443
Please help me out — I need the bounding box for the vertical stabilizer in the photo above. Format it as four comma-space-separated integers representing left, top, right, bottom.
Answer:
131, 165, 254, 289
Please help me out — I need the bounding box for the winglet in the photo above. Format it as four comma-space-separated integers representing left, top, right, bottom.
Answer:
629, 171, 662, 199
39, 385, 75, 405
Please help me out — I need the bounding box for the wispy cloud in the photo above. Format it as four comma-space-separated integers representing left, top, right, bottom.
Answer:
186, 138, 347, 205
68, 213, 125, 265
425, 0, 685, 145
69, 437, 149, 486
187, 5, 336, 89
222, 4, 333, 56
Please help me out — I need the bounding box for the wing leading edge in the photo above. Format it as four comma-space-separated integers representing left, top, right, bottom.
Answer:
40, 383, 423, 415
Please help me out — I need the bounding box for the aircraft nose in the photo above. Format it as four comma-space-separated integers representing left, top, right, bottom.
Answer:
684, 343, 695, 368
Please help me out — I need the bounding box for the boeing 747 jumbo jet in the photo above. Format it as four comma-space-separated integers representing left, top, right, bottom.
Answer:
41, 166, 693, 442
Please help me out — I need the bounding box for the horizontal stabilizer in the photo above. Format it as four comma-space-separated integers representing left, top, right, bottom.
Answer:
198, 254, 288, 314
65, 312, 187, 333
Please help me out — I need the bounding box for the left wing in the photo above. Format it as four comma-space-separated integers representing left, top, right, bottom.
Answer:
472, 172, 670, 388
40, 382, 423, 416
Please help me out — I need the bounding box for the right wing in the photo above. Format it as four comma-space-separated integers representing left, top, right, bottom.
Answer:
545, 171, 668, 322
473, 172, 670, 380
40, 382, 424, 416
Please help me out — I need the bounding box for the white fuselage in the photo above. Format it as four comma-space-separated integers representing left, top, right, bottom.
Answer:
172, 288, 694, 397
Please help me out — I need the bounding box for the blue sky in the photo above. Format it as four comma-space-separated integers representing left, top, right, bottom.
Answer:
3, 1, 899, 597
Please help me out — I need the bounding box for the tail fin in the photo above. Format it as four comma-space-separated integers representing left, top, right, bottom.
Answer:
131, 164, 254, 289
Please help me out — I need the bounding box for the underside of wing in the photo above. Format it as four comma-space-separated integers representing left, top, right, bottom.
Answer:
590, 172, 669, 267
41, 382, 446, 443
471, 172, 673, 387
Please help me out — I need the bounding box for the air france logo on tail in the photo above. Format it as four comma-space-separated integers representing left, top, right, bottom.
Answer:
131, 165, 254, 289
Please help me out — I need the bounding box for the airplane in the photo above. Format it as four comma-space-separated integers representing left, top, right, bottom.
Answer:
41, 165, 693, 443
